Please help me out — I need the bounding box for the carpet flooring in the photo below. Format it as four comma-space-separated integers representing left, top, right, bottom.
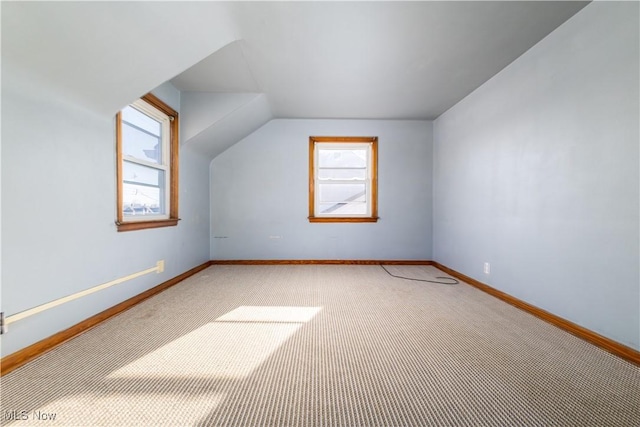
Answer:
1, 265, 639, 426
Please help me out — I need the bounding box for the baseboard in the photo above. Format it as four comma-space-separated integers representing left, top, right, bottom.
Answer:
4, 260, 637, 374
432, 262, 640, 366
210, 259, 434, 265
0, 261, 212, 376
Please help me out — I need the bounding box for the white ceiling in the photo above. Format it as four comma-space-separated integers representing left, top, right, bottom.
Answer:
1, 2, 240, 116
2, 1, 589, 158
172, 1, 590, 120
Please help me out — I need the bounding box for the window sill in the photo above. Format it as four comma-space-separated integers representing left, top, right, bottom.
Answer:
308, 217, 379, 223
117, 219, 179, 232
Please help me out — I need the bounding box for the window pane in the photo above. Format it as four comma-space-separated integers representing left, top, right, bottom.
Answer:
122, 161, 165, 216
318, 202, 367, 215
123, 161, 164, 186
122, 183, 164, 216
318, 149, 366, 168
122, 108, 162, 164
319, 183, 366, 203
318, 168, 366, 180
122, 106, 161, 136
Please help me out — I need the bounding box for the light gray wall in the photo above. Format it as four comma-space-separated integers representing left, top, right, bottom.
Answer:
0, 72, 210, 357
210, 119, 432, 260
433, 2, 639, 350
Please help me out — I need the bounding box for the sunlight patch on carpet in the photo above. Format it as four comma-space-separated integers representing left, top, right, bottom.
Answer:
217, 306, 322, 323
108, 306, 322, 380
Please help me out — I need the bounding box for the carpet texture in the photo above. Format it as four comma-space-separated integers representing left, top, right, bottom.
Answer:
1, 265, 639, 426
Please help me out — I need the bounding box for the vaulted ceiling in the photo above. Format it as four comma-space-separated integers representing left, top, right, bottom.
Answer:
2, 1, 589, 159
173, 2, 589, 120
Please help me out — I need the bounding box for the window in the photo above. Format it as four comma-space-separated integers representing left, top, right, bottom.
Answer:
309, 136, 378, 223
116, 93, 179, 232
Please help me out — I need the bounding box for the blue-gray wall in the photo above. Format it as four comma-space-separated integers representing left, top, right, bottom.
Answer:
0, 76, 211, 357
3, 1, 637, 359
433, 2, 639, 350
210, 119, 433, 260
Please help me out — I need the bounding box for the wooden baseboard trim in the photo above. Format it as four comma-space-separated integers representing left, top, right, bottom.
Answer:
432, 262, 640, 366
210, 259, 434, 265
4, 260, 636, 373
0, 261, 212, 376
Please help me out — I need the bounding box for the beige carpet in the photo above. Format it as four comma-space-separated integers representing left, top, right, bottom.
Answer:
1, 265, 639, 426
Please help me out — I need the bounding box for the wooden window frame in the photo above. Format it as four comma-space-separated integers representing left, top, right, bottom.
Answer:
116, 93, 179, 232
308, 136, 378, 223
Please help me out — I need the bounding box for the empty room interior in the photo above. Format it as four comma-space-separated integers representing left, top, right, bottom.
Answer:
1, 1, 639, 426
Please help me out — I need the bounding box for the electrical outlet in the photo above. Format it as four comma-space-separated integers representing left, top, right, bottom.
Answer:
483, 262, 491, 275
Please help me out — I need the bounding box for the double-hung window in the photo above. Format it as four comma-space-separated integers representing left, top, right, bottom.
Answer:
309, 136, 378, 222
116, 93, 179, 231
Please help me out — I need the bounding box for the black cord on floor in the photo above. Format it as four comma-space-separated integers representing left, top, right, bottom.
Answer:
379, 264, 459, 285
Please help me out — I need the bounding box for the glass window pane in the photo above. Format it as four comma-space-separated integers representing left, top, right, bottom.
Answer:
122, 108, 162, 164
319, 183, 366, 203
318, 149, 366, 168
122, 183, 164, 217
318, 202, 367, 215
318, 168, 366, 180
123, 161, 164, 187
122, 106, 161, 136
122, 161, 165, 216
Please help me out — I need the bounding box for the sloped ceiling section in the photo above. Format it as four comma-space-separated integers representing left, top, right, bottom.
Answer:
2, 1, 272, 160
181, 91, 263, 142
172, 41, 261, 93
174, 41, 274, 158
171, 1, 587, 158
183, 94, 272, 159
1, 1, 240, 116
187, 1, 590, 120
3, 1, 589, 160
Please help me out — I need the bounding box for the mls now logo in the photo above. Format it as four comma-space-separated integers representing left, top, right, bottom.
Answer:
4, 410, 57, 421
